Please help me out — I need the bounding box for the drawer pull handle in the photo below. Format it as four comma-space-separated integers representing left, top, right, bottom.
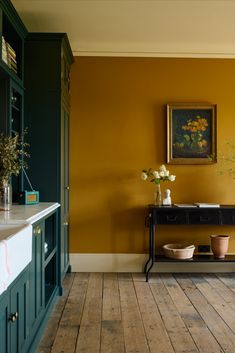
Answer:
200, 216, 210, 222
166, 216, 177, 222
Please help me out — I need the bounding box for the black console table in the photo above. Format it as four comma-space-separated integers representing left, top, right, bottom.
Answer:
144, 205, 235, 281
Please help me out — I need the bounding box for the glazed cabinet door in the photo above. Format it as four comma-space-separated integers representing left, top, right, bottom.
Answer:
10, 80, 24, 202
0, 78, 24, 202
0, 293, 10, 353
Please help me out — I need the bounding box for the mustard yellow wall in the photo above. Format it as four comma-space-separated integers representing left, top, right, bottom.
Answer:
70, 57, 235, 254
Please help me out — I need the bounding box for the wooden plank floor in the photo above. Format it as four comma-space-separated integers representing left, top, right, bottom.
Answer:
37, 273, 235, 353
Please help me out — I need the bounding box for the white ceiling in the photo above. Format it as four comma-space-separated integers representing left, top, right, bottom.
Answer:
12, 0, 235, 58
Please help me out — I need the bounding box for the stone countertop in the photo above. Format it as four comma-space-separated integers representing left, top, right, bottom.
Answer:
0, 202, 60, 224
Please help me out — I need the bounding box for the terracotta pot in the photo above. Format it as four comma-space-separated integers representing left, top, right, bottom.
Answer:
210, 235, 230, 258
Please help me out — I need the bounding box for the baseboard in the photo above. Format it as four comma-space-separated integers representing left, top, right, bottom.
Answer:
70, 253, 235, 273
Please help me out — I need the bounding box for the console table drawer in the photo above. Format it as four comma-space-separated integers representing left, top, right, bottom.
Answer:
221, 211, 235, 224
156, 212, 187, 224
189, 211, 220, 224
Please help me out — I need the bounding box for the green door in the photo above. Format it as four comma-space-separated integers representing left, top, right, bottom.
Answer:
0, 292, 10, 353
10, 268, 30, 353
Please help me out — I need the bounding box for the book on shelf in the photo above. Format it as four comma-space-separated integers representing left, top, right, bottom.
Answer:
1, 36, 18, 74
194, 203, 220, 208
6, 45, 16, 57
2, 36, 7, 64
7, 52, 17, 63
8, 61, 17, 70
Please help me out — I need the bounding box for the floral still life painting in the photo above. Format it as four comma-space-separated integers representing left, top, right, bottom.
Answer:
167, 103, 217, 164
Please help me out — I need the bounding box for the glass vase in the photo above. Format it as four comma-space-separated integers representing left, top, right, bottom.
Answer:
154, 183, 162, 206
0, 182, 12, 211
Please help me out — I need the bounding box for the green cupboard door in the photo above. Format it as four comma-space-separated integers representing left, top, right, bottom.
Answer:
29, 223, 45, 336
10, 268, 30, 353
0, 293, 10, 353
60, 101, 70, 278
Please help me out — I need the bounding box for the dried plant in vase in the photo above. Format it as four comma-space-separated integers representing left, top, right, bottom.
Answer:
0, 130, 30, 210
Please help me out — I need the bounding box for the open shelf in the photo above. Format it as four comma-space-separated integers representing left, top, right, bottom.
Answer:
44, 213, 56, 260
1, 13, 22, 79
45, 283, 57, 307
44, 248, 56, 267
156, 254, 235, 262
44, 254, 56, 307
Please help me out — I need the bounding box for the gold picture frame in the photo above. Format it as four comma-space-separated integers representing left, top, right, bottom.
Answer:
167, 103, 217, 164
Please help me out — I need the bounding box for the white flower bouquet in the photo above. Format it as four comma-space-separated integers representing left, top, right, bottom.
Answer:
141, 165, 176, 185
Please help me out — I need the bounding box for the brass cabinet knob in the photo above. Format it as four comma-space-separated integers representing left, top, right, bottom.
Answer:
33, 227, 42, 235
9, 312, 18, 322
65, 186, 70, 190
64, 222, 69, 226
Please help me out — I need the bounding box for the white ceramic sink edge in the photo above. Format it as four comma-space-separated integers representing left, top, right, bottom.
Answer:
0, 223, 32, 295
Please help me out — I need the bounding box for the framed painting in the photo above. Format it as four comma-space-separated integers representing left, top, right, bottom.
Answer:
167, 103, 217, 164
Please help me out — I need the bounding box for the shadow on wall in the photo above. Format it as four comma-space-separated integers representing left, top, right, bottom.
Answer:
108, 196, 149, 254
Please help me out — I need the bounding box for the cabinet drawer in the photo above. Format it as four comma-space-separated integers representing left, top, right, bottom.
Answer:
221, 211, 235, 224
189, 211, 220, 224
156, 211, 187, 224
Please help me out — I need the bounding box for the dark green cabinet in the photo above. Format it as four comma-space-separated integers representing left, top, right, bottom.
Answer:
24, 33, 73, 285
0, 207, 59, 352
0, 267, 30, 353
0, 209, 58, 353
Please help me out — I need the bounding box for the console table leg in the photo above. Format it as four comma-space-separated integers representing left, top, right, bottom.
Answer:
144, 258, 150, 274
145, 222, 155, 282
144, 223, 152, 273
